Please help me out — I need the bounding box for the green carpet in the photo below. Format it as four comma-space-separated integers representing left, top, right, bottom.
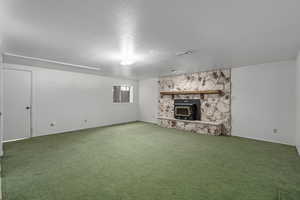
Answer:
2, 122, 300, 200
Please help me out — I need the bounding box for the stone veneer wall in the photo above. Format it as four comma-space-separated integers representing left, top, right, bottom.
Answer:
159, 69, 231, 135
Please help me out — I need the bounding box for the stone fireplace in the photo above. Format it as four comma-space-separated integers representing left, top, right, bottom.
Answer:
158, 69, 231, 136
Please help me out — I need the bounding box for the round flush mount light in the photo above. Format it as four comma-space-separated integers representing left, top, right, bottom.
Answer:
120, 59, 135, 66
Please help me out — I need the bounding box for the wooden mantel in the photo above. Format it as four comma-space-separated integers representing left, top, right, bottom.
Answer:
160, 90, 222, 95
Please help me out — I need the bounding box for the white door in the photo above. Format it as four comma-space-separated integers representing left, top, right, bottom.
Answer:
4, 69, 32, 141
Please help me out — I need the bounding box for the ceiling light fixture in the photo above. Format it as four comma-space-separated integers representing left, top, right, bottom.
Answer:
3, 53, 101, 71
120, 60, 134, 66
120, 52, 136, 66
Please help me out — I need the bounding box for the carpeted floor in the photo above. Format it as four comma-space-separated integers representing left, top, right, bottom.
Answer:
2, 122, 300, 200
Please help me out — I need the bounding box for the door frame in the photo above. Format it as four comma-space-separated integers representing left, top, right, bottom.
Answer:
3, 68, 33, 142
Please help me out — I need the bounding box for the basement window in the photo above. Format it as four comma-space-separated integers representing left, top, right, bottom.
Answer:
113, 85, 133, 103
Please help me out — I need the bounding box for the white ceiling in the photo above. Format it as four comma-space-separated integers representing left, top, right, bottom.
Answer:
1, 0, 300, 79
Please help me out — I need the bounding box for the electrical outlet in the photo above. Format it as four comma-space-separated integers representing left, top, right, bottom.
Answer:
50, 122, 55, 127
84, 120, 88, 123
273, 129, 278, 134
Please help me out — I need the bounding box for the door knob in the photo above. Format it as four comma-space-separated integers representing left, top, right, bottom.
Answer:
26, 106, 31, 110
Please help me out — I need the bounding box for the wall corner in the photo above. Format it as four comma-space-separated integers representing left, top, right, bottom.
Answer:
296, 51, 300, 153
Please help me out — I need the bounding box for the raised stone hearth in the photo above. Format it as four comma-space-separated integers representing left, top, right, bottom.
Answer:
158, 69, 231, 136
158, 117, 224, 136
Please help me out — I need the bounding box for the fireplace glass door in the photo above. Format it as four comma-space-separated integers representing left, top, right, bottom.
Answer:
175, 106, 192, 117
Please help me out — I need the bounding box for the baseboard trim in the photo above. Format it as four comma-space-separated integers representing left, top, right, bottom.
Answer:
4, 121, 139, 142
3, 137, 28, 143
231, 133, 293, 146
138, 120, 158, 125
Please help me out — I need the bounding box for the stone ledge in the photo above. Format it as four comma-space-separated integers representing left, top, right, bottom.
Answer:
157, 117, 222, 126
158, 117, 225, 136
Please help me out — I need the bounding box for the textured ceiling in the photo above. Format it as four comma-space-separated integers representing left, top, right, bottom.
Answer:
1, 0, 300, 79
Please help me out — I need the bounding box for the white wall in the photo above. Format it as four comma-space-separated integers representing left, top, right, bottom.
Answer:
138, 78, 159, 124
296, 53, 300, 154
3, 60, 298, 148
0, 52, 3, 155
232, 60, 296, 145
3, 64, 139, 138
138, 62, 297, 146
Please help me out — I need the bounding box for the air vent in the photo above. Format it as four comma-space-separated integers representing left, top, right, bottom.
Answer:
175, 50, 195, 56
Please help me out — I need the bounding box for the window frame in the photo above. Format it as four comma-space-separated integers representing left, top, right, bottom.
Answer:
112, 85, 134, 104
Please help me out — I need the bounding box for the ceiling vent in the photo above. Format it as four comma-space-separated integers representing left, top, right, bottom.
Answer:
175, 50, 195, 56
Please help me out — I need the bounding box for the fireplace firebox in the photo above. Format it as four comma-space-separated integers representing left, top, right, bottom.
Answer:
174, 99, 201, 120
